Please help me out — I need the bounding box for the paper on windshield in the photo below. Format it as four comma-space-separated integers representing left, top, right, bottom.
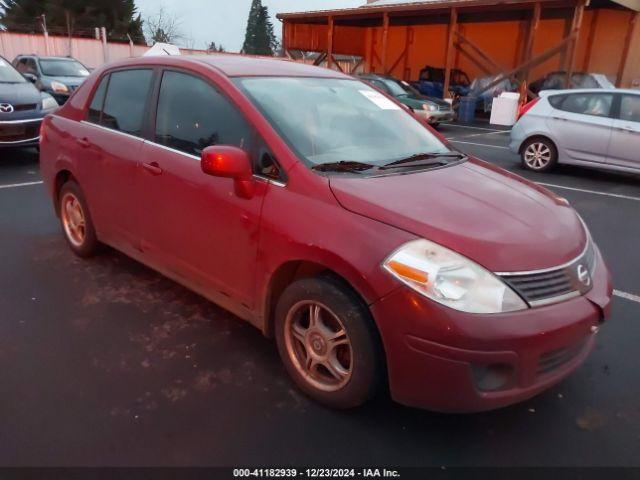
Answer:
359, 90, 401, 110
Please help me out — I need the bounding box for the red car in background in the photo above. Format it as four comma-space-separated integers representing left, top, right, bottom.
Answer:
39, 55, 612, 412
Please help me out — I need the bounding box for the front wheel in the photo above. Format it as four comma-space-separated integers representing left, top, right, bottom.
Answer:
275, 276, 383, 409
521, 137, 558, 172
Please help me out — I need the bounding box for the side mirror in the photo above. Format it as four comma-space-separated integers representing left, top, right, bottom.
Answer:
23, 73, 37, 83
201, 145, 255, 199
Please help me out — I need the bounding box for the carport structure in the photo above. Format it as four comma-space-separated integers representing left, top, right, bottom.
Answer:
277, 0, 640, 95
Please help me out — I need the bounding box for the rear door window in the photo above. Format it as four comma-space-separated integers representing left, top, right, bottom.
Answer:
553, 93, 613, 118
100, 69, 153, 137
619, 95, 640, 123
86, 76, 109, 125
154, 70, 252, 156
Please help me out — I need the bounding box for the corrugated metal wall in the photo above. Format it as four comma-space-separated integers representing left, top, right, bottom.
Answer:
0, 32, 208, 68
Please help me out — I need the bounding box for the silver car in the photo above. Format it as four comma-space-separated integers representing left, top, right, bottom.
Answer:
510, 88, 640, 173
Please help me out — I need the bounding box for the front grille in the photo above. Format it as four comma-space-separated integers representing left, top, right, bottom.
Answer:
499, 238, 596, 307
537, 338, 588, 376
0, 121, 41, 142
13, 104, 38, 112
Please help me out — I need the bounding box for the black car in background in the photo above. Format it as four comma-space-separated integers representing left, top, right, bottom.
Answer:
0, 55, 58, 148
13, 55, 90, 105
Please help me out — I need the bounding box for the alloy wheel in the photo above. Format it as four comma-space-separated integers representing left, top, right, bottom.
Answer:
61, 192, 86, 247
284, 300, 353, 392
524, 142, 552, 170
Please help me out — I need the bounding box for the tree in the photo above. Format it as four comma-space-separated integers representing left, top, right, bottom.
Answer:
144, 7, 182, 45
207, 41, 225, 53
242, 0, 277, 56
0, 0, 145, 43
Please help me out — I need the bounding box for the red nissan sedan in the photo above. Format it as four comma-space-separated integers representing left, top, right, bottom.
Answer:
39, 55, 613, 412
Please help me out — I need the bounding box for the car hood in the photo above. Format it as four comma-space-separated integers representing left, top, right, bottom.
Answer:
0, 81, 41, 105
329, 158, 587, 272
43, 75, 86, 87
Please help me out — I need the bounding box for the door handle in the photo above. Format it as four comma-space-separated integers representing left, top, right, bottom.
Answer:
76, 138, 91, 148
615, 126, 635, 133
142, 162, 163, 175
551, 117, 567, 122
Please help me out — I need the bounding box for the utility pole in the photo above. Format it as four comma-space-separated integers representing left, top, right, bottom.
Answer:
66, 11, 73, 57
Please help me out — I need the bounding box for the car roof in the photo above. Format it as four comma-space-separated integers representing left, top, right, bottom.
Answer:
95, 54, 351, 79
16, 55, 77, 61
540, 88, 639, 95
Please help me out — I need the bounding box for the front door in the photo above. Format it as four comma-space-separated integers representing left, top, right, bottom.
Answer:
607, 93, 640, 170
546, 92, 614, 165
137, 69, 268, 314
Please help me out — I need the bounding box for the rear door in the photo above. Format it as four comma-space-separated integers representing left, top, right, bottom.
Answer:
607, 93, 640, 170
137, 69, 269, 314
76, 68, 154, 251
546, 92, 614, 165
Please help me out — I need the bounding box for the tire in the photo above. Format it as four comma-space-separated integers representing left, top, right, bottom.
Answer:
275, 276, 383, 409
431, 122, 440, 128
521, 137, 558, 172
58, 180, 100, 258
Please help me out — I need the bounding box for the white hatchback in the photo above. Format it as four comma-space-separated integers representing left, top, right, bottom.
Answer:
509, 88, 640, 174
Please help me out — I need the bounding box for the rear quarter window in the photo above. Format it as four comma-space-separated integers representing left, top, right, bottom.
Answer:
550, 92, 613, 118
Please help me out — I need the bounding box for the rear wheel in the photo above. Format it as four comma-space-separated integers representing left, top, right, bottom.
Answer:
59, 180, 100, 257
521, 137, 557, 172
275, 276, 383, 409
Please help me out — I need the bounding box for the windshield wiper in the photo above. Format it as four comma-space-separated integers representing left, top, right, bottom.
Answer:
311, 161, 376, 173
379, 152, 467, 170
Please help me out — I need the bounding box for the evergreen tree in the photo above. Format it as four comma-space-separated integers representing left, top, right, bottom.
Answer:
0, 0, 145, 43
207, 41, 225, 53
242, 0, 277, 56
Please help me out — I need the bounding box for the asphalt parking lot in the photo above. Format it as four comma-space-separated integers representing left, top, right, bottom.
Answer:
1, 124, 639, 467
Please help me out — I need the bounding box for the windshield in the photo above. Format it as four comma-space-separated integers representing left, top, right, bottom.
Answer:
39, 59, 89, 77
380, 78, 409, 97
0, 58, 26, 83
235, 77, 450, 169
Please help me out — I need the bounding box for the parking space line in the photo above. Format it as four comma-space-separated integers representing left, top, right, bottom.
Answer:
614, 290, 640, 304
536, 183, 640, 202
449, 140, 510, 149
461, 130, 511, 139
0, 181, 43, 190
441, 123, 507, 133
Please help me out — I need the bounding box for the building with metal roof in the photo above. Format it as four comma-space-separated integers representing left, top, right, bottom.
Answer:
277, 0, 640, 94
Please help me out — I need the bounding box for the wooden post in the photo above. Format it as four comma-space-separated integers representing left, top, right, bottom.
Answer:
402, 27, 412, 80
443, 8, 458, 99
564, 2, 585, 88
522, 2, 541, 82
616, 12, 639, 87
327, 16, 334, 70
582, 10, 599, 71
381, 12, 390, 73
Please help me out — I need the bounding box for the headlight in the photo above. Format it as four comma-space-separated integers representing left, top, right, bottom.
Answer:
41, 95, 59, 110
383, 239, 527, 314
51, 81, 69, 94
422, 103, 437, 112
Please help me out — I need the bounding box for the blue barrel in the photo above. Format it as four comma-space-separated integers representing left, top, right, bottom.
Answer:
458, 96, 478, 124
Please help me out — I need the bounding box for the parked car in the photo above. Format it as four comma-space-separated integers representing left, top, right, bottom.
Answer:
411, 65, 471, 99
13, 54, 90, 105
40, 56, 612, 412
0, 55, 59, 149
529, 71, 614, 96
359, 73, 455, 126
469, 74, 518, 112
510, 88, 640, 174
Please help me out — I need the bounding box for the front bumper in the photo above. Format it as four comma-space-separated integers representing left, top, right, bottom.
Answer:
0, 118, 43, 148
370, 248, 613, 412
415, 109, 456, 124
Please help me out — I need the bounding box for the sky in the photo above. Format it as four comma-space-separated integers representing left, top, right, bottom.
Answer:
135, 0, 363, 52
